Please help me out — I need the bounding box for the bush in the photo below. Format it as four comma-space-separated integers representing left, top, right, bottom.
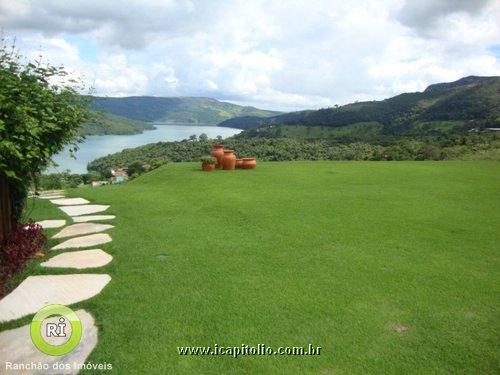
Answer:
0, 39, 91, 224
128, 161, 145, 176
200, 156, 216, 164
0, 221, 46, 296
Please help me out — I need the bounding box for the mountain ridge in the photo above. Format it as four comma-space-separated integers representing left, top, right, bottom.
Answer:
224, 76, 500, 141
91, 96, 281, 125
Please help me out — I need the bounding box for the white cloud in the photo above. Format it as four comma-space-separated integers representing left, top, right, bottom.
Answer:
1, 0, 499, 111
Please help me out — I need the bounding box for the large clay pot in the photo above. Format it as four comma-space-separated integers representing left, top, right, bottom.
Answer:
235, 159, 244, 169
222, 150, 237, 170
202, 163, 215, 172
243, 157, 257, 169
211, 145, 224, 169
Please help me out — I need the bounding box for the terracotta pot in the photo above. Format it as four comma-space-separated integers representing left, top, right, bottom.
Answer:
222, 150, 237, 170
243, 157, 257, 169
235, 159, 244, 169
202, 163, 215, 172
211, 145, 224, 169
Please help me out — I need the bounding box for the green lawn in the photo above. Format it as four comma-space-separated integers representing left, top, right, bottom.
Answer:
4, 161, 500, 373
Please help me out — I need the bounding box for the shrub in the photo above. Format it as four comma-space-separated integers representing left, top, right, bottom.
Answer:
0, 221, 46, 296
128, 161, 146, 176
0, 38, 91, 224
200, 156, 216, 164
150, 157, 169, 170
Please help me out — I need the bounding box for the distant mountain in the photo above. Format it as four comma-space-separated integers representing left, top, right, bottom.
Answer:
229, 76, 500, 142
424, 75, 497, 92
218, 111, 314, 130
91, 96, 281, 125
80, 112, 154, 136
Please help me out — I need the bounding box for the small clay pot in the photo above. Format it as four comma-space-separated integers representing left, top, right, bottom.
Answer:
211, 145, 224, 169
202, 163, 215, 172
243, 157, 257, 169
222, 150, 237, 170
235, 159, 244, 169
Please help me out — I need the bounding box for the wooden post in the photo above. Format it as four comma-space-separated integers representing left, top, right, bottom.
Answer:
0, 173, 12, 244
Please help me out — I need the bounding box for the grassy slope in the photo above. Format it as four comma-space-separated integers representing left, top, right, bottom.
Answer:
80, 112, 155, 136
3, 162, 499, 373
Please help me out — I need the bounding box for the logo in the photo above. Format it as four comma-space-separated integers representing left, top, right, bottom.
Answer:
30, 304, 82, 356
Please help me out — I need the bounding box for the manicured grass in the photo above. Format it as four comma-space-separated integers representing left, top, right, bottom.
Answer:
4, 161, 500, 373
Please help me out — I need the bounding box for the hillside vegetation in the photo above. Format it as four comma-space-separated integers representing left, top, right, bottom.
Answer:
80, 112, 155, 136
223, 76, 500, 142
87, 133, 499, 174
91, 96, 281, 125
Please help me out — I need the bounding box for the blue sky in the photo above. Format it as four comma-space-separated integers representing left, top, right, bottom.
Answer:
1, 0, 499, 111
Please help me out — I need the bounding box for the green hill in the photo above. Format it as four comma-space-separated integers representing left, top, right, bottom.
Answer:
230, 76, 500, 141
91, 96, 281, 125
80, 112, 155, 136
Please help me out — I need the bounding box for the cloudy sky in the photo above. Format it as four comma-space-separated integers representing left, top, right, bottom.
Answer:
1, 0, 499, 111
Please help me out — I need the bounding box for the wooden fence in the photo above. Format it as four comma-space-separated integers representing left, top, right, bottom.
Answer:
0, 173, 12, 244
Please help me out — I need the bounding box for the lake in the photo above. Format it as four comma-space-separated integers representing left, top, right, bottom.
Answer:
48, 124, 241, 174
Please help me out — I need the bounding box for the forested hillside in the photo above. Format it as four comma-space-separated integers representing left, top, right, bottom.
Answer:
224, 76, 500, 142
81, 112, 154, 136
91, 96, 281, 125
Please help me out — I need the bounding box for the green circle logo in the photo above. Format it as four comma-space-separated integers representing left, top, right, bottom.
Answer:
30, 304, 82, 356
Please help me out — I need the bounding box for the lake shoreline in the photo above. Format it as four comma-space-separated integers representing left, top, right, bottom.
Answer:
48, 125, 241, 174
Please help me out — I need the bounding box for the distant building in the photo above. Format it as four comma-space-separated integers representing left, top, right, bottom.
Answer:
111, 168, 129, 184
91, 181, 108, 187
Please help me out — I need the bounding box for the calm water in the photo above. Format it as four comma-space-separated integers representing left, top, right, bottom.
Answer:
48, 124, 241, 174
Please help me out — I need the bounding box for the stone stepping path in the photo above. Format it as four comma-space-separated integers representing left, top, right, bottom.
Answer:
36, 190, 66, 199
38, 195, 65, 200
40, 189, 65, 195
53, 223, 114, 239
41, 249, 113, 269
50, 197, 89, 206
0, 275, 111, 322
0, 309, 97, 374
59, 204, 109, 217
0, 194, 115, 366
51, 233, 113, 250
36, 219, 66, 229
72, 215, 116, 222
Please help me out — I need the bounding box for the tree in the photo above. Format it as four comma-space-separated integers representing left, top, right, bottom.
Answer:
198, 133, 208, 141
127, 161, 145, 176
0, 39, 91, 239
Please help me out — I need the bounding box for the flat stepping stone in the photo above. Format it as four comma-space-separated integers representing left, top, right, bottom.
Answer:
50, 198, 90, 205
41, 249, 113, 269
0, 309, 97, 373
0, 274, 111, 322
72, 215, 116, 223
41, 189, 65, 194
59, 205, 109, 217
53, 223, 114, 239
38, 190, 66, 197
35, 220, 66, 229
51, 233, 112, 250
38, 194, 65, 199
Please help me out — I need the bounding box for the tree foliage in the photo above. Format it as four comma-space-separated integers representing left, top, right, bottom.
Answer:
0, 39, 90, 221
87, 133, 499, 175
